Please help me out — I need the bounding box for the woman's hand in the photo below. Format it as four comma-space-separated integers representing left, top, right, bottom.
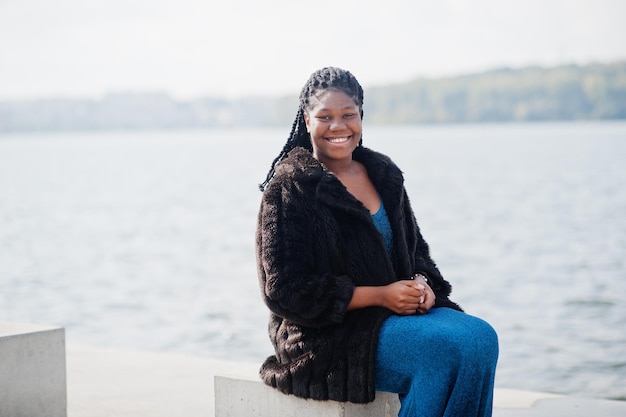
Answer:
380, 280, 436, 315
412, 274, 436, 314
348, 279, 436, 314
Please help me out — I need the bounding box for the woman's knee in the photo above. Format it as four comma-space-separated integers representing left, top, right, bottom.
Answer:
471, 315, 499, 358
434, 310, 499, 365
455, 314, 499, 367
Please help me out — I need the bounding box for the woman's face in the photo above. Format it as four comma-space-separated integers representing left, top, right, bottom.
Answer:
303, 89, 362, 166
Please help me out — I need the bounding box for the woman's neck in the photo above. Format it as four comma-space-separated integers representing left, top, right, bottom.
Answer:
329, 161, 355, 178
317, 155, 354, 178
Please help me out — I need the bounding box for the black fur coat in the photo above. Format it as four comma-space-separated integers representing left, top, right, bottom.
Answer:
256, 146, 462, 403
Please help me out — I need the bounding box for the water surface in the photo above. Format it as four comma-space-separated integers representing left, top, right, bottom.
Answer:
1, 122, 624, 400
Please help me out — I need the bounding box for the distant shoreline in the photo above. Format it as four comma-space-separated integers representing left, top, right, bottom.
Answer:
1, 61, 624, 133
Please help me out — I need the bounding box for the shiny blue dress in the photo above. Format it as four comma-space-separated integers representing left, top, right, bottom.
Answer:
372, 201, 499, 417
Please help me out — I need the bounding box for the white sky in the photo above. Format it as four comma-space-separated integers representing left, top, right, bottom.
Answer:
1, 0, 625, 100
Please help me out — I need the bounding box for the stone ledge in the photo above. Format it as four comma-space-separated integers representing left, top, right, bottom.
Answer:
0, 321, 67, 417
61, 344, 626, 417
215, 373, 400, 417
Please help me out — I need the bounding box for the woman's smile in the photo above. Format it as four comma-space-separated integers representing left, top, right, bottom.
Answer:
326, 136, 351, 143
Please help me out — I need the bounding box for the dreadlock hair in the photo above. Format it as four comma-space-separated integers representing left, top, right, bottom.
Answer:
258, 67, 364, 191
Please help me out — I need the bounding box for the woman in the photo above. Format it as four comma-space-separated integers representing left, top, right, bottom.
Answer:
256, 67, 498, 417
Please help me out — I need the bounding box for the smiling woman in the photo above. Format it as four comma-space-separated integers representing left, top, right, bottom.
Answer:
301, 90, 383, 213
303, 90, 362, 166
255, 67, 499, 417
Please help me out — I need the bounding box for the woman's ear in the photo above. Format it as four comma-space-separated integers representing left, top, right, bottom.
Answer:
303, 111, 311, 133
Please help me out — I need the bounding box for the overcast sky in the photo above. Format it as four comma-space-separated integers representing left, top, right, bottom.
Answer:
1, 0, 625, 100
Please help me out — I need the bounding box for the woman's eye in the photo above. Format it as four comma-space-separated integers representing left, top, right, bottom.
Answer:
317, 116, 330, 121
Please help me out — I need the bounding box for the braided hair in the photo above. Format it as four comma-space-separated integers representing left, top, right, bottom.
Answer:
259, 67, 364, 191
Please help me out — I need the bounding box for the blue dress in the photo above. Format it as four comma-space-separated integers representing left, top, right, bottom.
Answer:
372, 199, 499, 417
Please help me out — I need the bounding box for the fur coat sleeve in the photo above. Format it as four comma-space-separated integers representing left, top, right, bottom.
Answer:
256, 171, 356, 328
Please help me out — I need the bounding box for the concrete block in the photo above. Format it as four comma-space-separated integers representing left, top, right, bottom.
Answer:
215, 373, 400, 417
0, 322, 67, 417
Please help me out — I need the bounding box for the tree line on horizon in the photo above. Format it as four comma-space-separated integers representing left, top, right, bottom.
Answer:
1, 61, 625, 132
365, 61, 626, 123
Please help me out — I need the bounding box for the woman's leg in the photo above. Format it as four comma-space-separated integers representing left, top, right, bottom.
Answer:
375, 308, 499, 417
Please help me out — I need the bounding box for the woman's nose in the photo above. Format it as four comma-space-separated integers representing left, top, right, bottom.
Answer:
330, 119, 346, 130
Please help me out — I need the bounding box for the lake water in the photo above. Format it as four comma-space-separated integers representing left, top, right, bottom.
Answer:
1, 122, 625, 401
